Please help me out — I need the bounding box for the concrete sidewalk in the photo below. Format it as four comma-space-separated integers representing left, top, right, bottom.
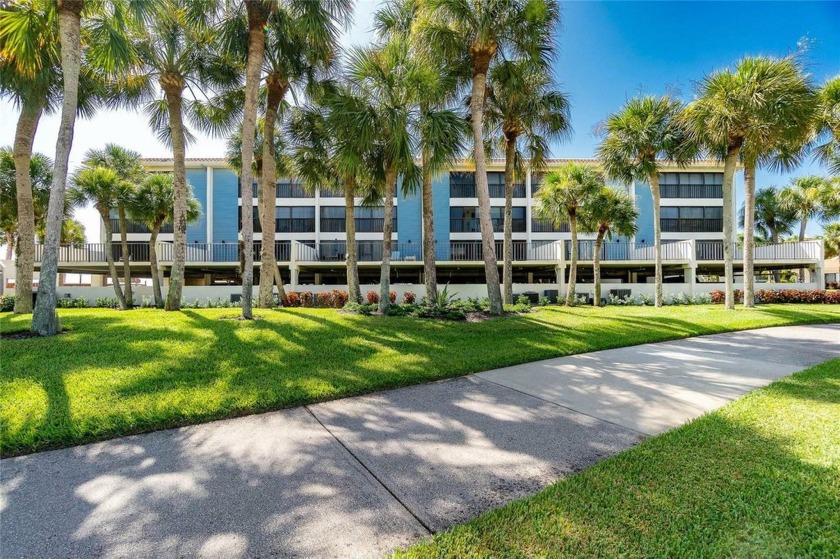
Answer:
2, 324, 838, 558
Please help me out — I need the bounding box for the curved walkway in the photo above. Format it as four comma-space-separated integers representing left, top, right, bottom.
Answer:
2, 324, 838, 558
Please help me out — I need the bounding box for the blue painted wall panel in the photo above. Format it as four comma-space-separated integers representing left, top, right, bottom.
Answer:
186, 169, 207, 243
396, 178, 422, 257
432, 171, 451, 260
634, 179, 655, 245
212, 168, 240, 244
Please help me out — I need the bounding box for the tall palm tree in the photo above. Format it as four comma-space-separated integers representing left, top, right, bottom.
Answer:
533, 163, 602, 306
128, 174, 201, 307
580, 187, 638, 306
0, 148, 52, 262
597, 95, 695, 308
287, 87, 377, 305
780, 175, 840, 283
347, 41, 422, 313
485, 59, 571, 303
68, 166, 131, 309
416, 0, 560, 315
812, 76, 840, 174
1, 0, 122, 315
30, 0, 140, 334
374, 0, 465, 304
83, 144, 146, 307
113, 0, 238, 312
684, 56, 817, 309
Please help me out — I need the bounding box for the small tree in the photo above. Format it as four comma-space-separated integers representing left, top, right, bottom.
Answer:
68, 167, 131, 309
83, 144, 146, 307
823, 222, 840, 286
128, 174, 200, 307
534, 163, 602, 306
739, 187, 797, 282
580, 187, 638, 306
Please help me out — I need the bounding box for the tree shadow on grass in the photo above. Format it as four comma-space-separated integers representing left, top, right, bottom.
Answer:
401, 393, 840, 557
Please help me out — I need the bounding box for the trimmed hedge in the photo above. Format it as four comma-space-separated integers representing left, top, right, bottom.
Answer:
711, 289, 840, 304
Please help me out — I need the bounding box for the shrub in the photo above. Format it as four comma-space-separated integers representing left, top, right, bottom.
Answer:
282, 292, 301, 307
94, 297, 120, 309
0, 295, 15, 312
331, 290, 349, 308
301, 291, 314, 307
366, 291, 379, 305
826, 290, 840, 304
538, 296, 551, 306
344, 301, 377, 315
56, 297, 87, 308
403, 291, 416, 304
316, 292, 333, 307
516, 295, 531, 307
827, 281, 839, 289
389, 291, 397, 304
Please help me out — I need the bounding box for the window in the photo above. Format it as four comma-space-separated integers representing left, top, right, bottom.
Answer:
659, 172, 723, 198
320, 206, 395, 233
320, 206, 345, 232
660, 206, 724, 232
275, 206, 315, 232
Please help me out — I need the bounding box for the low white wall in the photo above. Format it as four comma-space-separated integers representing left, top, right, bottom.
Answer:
48, 280, 822, 305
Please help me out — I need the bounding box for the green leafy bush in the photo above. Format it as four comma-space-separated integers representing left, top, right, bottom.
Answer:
0, 295, 14, 312
56, 297, 87, 308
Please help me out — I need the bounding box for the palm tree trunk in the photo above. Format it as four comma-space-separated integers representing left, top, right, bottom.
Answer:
470, 64, 503, 315
273, 264, 286, 302
742, 160, 756, 307
13, 99, 43, 314
421, 148, 437, 303
567, 213, 578, 306
345, 178, 361, 304
149, 226, 163, 307
163, 80, 187, 312
101, 212, 127, 308
721, 144, 741, 310
118, 204, 132, 309
258, 74, 288, 307
238, 7, 268, 319
502, 136, 516, 304
379, 166, 397, 313
32, 0, 83, 336
593, 228, 606, 307
650, 172, 664, 308
770, 225, 780, 282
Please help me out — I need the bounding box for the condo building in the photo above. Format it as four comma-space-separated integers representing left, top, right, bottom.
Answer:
24, 158, 824, 301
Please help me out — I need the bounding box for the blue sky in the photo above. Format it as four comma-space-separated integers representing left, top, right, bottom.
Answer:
0, 0, 837, 239
550, 1, 840, 234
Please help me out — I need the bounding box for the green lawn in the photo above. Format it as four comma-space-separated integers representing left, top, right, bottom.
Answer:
397, 358, 840, 558
1, 304, 838, 456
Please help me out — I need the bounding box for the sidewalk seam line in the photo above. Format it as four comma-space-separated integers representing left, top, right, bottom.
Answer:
472, 375, 653, 438
304, 405, 435, 535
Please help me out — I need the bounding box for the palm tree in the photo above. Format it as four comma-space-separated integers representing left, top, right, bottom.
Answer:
739, 187, 797, 282
113, 1, 238, 312
416, 0, 560, 315
68, 166, 132, 309
287, 87, 378, 305
374, 0, 465, 304
83, 144, 146, 307
31, 0, 140, 334
485, 59, 571, 303
346, 41, 422, 313
580, 188, 638, 306
684, 56, 818, 309
534, 163, 602, 306
812, 76, 840, 174
780, 176, 840, 283
597, 96, 695, 308
128, 174, 201, 307
0, 0, 116, 315
0, 148, 52, 264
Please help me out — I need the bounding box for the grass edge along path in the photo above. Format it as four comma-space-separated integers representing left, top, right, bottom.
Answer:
2, 304, 839, 456
396, 358, 840, 558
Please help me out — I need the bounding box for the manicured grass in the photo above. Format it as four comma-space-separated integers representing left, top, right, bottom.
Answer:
1, 304, 838, 456
397, 358, 840, 558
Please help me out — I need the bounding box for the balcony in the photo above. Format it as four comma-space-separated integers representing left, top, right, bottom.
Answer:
109, 219, 173, 234
450, 218, 525, 233
661, 218, 722, 233
450, 182, 526, 198
531, 219, 569, 233
660, 184, 723, 198
31, 240, 822, 266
